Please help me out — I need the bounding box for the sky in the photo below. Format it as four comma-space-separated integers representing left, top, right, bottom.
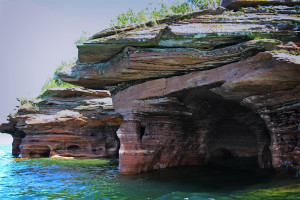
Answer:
0, 0, 181, 144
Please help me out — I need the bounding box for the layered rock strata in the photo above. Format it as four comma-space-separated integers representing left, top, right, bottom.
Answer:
59, 5, 299, 90
113, 51, 299, 173
0, 88, 123, 158
53, 3, 300, 173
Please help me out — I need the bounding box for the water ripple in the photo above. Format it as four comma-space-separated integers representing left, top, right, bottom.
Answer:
0, 145, 300, 200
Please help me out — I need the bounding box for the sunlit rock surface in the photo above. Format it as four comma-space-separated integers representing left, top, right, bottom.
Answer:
39, 2, 300, 173
0, 88, 123, 158
59, 5, 299, 91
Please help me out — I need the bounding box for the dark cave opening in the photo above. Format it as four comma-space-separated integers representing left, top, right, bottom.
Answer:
29, 145, 51, 158
178, 87, 273, 169
207, 117, 259, 169
67, 145, 81, 151
139, 124, 146, 140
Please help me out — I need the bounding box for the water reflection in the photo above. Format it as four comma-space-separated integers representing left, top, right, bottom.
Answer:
0, 144, 299, 200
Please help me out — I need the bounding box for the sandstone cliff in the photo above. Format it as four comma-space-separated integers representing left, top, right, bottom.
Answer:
58, 1, 300, 174
0, 88, 123, 158
1, 1, 299, 175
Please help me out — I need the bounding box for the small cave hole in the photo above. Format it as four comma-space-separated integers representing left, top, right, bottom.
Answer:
139, 125, 146, 140
92, 148, 103, 152
29, 146, 51, 158
41, 149, 51, 158
67, 145, 81, 151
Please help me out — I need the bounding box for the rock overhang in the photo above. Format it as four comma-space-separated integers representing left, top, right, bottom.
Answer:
7, 1, 300, 174
58, 5, 300, 91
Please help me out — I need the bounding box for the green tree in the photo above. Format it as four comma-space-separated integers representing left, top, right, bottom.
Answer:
74, 31, 90, 44
41, 60, 80, 93
110, 0, 221, 26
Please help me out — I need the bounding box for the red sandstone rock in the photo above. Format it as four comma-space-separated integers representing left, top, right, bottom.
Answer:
59, 7, 299, 90
12, 5, 300, 174
112, 51, 299, 173
2, 88, 123, 158
57, 5, 300, 174
59, 40, 280, 89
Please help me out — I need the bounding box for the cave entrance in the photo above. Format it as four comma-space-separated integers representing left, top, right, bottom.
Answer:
67, 145, 81, 151
207, 117, 260, 169
29, 145, 51, 158
179, 87, 272, 169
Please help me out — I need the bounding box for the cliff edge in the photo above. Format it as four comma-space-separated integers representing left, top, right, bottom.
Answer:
59, 1, 299, 174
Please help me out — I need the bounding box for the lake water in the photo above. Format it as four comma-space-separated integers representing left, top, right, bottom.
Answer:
0, 144, 299, 200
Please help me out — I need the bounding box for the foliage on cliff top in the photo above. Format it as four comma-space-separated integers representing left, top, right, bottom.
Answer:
40, 61, 82, 99
40, 31, 89, 94
110, 0, 221, 26
41, 61, 77, 92
9, 98, 39, 117
74, 31, 90, 44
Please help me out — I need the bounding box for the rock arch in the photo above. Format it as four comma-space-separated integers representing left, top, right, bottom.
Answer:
116, 87, 274, 173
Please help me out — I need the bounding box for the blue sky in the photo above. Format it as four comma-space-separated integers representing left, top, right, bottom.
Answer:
0, 0, 182, 144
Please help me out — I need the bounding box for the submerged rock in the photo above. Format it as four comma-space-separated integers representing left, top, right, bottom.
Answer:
0, 88, 123, 158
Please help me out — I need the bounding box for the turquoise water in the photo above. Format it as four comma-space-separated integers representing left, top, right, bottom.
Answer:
0, 144, 300, 200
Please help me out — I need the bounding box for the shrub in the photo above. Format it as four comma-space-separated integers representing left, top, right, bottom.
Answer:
110, 0, 221, 26
17, 98, 34, 107
74, 31, 90, 44
41, 60, 81, 94
170, 2, 192, 14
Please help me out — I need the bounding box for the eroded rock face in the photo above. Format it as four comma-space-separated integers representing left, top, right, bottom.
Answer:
2, 88, 124, 158
58, 5, 299, 90
57, 4, 299, 173
113, 51, 299, 173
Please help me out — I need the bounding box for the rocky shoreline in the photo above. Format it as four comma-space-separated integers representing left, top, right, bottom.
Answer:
1, 0, 299, 174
